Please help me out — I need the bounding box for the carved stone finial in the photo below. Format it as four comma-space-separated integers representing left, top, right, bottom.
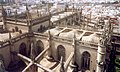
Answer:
26, 3, 29, 11
9, 32, 11, 39
9, 31, 12, 45
72, 33, 76, 46
47, 30, 51, 41
48, 30, 50, 37
100, 31, 106, 46
1, 4, 6, 17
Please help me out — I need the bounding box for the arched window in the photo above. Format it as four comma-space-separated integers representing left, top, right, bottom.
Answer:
19, 43, 27, 56
0, 54, 5, 71
39, 25, 43, 32
59, 22, 61, 25
15, 26, 19, 32
57, 45, 65, 61
82, 51, 90, 70
35, 40, 44, 57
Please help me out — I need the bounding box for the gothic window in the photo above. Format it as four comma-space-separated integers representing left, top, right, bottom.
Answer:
19, 30, 22, 34
57, 45, 66, 61
59, 22, 61, 25
0, 54, 5, 70
82, 51, 90, 70
15, 26, 19, 32
35, 40, 44, 57
19, 43, 27, 56
76, 17, 79, 21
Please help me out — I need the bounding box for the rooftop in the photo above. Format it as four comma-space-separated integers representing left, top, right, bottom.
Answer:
44, 27, 101, 43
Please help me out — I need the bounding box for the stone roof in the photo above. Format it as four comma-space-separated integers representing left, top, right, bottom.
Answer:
44, 27, 101, 43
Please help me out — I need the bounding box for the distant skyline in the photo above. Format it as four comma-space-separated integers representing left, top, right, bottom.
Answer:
0, 0, 120, 4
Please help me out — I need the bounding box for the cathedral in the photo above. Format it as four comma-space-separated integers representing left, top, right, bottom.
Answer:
0, 3, 119, 72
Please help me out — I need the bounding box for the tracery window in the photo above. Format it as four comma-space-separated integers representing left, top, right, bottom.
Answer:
82, 51, 90, 70
57, 45, 66, 61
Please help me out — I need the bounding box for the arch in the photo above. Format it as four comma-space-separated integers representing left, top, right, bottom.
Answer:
35, 40, 44, 57
81, 51, 90, 70
19, 42, 27, 56
0, 54, 5, 71
57, 45, 66, 61
15, 26, 19, 32
0, 55, 4, 61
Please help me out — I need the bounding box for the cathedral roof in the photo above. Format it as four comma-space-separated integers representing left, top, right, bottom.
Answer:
44, 27, 101, 43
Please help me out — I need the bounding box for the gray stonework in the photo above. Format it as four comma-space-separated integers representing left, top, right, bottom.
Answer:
0, 7, 113, 72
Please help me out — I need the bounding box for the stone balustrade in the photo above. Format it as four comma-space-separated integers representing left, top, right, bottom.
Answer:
0, 33, 29, 48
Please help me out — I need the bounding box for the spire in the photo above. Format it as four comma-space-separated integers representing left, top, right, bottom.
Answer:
25, 4, 32, 33
46, 30, 53, 60
48, 30, 51, 38
1, 4, 7, 17
30, 41, 35, 60
1, 4, 7, 31
36, 5, 39, 17
71, 33, 77, 69
9, 31, 12, 40
72, 0, 74, 12
96, 20, 107, 72
90, 11, 92, 22
9, 31, 12, 45
72, 33, 76, 46
26, 3, 32, 21
26, 4, 29, 12
14, 9, 17, 24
